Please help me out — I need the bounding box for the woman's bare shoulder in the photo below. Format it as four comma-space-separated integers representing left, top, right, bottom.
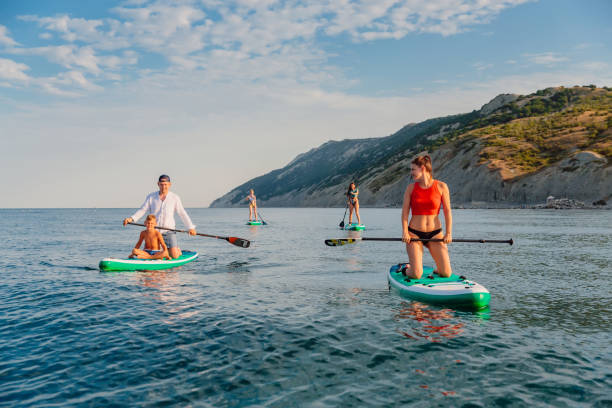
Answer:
436, 180, 450, 193
403, 182, 415, 197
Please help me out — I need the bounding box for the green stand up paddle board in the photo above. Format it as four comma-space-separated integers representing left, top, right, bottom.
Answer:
99, 251, 198, 271
344, 223, 365, 231
246, 220, 263, 225
388, 263, 490, 310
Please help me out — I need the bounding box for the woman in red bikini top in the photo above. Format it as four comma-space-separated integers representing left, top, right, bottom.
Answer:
401, 154, 453, 279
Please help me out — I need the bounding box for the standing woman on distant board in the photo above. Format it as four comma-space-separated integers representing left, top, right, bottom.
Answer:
347, 182, 361, 225
401, 155, 453, 279
245, 189, 258, 222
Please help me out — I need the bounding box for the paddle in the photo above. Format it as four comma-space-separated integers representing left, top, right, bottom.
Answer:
325, 237, 513, 246
339, 204, 348, 229
128, 222, 250, 248
256, 210, 268, 225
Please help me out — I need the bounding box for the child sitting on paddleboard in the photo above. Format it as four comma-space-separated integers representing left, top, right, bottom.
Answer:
130, 214, 169, 259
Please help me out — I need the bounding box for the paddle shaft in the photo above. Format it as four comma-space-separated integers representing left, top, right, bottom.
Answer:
256, 210, 268, 225
128, 222, 250, 248
378, 238, 514, 245
361, 237, 513, 244
325, 237, 513, 246
339, 205, 348, 227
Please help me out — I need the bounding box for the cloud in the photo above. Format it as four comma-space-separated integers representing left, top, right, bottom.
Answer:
523, 52, 568, 65
473, 62, 493, 71
0, 58, 30, 81
0, 25, 19, 46
19, 14, 105, 43
6, 0, 534, 97
578, 61, 609, 72
334, 0, 534, 39
12, 45, 104, 74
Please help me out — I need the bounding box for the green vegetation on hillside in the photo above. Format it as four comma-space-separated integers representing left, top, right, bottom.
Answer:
211, 86, 611, 205
422, 87, 612, 174
476, 88, 611, 172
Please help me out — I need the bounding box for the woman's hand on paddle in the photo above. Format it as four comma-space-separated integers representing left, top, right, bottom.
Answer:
444, 232, 452, 244
123, 217, 133, 226
188, 229, 196, 236
402, 229, 411, 244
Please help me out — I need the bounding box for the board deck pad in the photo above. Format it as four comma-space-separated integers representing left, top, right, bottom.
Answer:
388, 263, 490, 310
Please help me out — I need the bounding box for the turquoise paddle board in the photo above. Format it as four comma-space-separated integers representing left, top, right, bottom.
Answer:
344, 223, 365, 231
99, 251, 198, 271
388, 263, 490, 310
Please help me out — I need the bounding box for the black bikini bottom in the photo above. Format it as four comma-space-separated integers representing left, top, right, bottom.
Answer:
408, 227, 442, 246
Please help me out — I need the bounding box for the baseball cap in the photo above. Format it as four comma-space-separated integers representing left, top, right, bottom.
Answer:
158, 174, 171, 182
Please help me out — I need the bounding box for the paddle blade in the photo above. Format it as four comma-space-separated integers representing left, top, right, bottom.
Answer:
324, 238, 358, 246
227, 237, 251, 248
339, 221, 345, 228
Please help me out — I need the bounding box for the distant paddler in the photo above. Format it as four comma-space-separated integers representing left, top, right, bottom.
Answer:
401, 155, 452, 279
123, 174, 196, 259
245, 189, 258, 222
346, 182, 361, 226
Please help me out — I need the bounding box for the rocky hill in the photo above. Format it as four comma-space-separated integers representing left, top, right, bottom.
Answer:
210, 86, 612, 208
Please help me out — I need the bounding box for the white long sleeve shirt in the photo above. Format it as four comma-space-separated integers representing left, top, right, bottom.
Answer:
130, 191, 196, 231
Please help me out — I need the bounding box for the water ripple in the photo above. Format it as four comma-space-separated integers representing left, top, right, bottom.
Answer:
0, 208, 610, 406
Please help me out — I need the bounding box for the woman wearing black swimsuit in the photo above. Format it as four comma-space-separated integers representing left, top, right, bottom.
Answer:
401, 155, 453, 279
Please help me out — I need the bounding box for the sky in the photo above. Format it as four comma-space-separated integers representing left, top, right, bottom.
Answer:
1, 0, 610, 208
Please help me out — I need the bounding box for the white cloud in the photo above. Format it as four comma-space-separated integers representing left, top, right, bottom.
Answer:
0, 25, 18, 46
579, 61, 609, 72
474, 62, 493, 71
57, 70, 104, 91
0, 58, 30, 81
6, 0, 535, 97
19, 14, 105, 43
524, 52, 568, 65
14, 45, 103, 74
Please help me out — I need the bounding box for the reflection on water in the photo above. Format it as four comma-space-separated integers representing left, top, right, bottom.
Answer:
395, 302, 465, 342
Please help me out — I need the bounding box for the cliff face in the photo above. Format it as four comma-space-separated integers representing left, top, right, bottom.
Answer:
210, 86, 612, 208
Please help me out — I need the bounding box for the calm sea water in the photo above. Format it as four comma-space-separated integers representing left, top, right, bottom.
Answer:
1, 208, 610, 407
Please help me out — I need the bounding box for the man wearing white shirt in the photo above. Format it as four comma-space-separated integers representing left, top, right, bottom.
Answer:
123, 174, 196, 259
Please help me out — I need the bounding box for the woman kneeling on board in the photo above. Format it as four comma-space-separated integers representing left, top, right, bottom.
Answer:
401, 155, 452, 279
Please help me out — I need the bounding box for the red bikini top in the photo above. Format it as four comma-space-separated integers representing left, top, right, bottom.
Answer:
410, 180, 442, 215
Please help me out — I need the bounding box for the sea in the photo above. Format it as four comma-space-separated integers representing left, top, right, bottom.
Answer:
1, 208, 610, 407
